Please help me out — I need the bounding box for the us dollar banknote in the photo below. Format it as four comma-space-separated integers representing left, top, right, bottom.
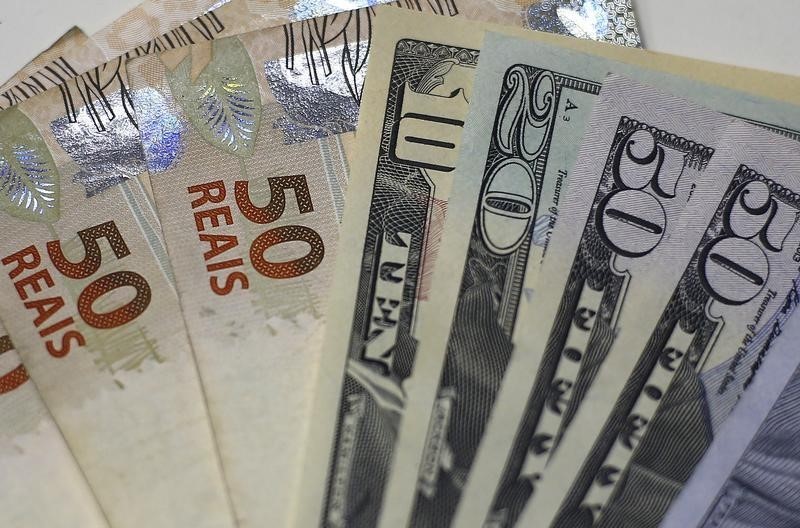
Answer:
0, 327, 109, 528
406, 34, 800, 526
292, 3, 642, 526
661, 286, 800, 528
293, 10, 479, 528
524, 117, 800, 528
0, 61, 236, 528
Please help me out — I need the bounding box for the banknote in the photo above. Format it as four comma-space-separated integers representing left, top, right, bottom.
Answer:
436, 34, 800, 528
126, 11, 366, 527
523, 114, 800, 528
0, 66, 235, 527
0, 0, 400, 110
291, 10, 479, 527
0, 0, 641, 111
0, 326, 109, 528
661, 288, 800, 528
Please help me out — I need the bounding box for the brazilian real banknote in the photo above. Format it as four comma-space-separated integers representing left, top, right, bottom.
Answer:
0, 50, 237, 528
126, 12, 366, 528
0, 326, 109, 528
661, 284, 800, 528
0, 0, 400, 110
369, 23, 800, 528
519, 96, 800, 528
0, 2, 543, 527
0, 0, 640, 111
123, 1, 623, 525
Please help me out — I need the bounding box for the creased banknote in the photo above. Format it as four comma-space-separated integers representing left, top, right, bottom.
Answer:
661, 288, 800, 528
523, 99, 800, 528
0, 67, 235, 528
370, 27, 800, 526
0, 326, 109, 528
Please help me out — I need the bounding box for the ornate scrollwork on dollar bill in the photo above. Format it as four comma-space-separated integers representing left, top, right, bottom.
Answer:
560, 164, 800, 528
321, 37, 477, 528
409, 64, 598, 528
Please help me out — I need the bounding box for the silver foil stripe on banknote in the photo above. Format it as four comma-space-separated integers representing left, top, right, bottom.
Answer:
0, 0, 640, 111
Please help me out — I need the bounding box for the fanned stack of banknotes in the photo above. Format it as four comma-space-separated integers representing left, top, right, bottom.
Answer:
2, 1, 800, 527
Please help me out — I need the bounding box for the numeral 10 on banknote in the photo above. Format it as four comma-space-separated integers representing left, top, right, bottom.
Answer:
1, 221, 151, 357
187, 175, 324, 295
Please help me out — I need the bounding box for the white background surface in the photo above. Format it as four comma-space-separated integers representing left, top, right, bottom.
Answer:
0, 0, 799, 83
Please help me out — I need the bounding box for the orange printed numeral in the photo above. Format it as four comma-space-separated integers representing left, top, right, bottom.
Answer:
235, 175, 324, 279
47, 221, 152, 329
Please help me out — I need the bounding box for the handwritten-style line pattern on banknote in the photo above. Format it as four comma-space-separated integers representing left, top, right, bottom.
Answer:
321, 38, 477, 527
407, 66, 600, 528
265, 9, 373, 145
486, 116, 715, 527
551, 165, 800, 528
0, 0, 640, 111
0, 9, 228, 111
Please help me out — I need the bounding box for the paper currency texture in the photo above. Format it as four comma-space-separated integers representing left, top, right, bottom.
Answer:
0, 326, 109, 528
0, 64, 236, 528
524, 91, 800, 528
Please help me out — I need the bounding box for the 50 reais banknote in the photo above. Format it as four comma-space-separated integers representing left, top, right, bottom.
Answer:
0, 326, 109, 528
0, 51, 236, 528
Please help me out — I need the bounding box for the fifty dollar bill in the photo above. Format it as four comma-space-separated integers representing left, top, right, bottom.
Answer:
521, 94, 800, 528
